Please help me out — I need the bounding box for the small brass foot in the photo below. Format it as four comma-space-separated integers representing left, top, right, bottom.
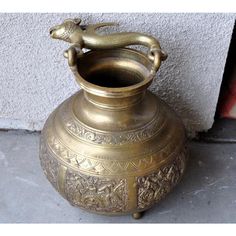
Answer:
132, 212, 143, 219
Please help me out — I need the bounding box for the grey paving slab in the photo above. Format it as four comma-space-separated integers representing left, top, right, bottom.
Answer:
0, 130, 236, 223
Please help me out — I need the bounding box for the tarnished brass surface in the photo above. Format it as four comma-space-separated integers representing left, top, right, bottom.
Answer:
40, 18, 187, 218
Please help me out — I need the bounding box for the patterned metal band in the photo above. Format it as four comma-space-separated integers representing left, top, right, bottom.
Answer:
59, 98, 166, 145
42, 121, 184, 177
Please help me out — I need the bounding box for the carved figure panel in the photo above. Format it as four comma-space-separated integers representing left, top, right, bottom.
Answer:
137, 149, 186, 209
64, 169, 127, 212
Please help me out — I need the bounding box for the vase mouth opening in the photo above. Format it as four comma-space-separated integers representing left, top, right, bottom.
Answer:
81, 66, 144, 88
74, 48, 155, 98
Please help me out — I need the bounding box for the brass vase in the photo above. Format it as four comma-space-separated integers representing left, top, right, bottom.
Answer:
39, 18, 187, 219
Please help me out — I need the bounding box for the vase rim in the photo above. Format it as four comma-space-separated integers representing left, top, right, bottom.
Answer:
72, 48, 156, 98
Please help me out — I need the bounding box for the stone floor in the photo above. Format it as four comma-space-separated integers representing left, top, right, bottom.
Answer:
0, 130, 236, 223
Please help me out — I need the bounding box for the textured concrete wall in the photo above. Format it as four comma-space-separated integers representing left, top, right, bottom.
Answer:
0, 13, 235, 136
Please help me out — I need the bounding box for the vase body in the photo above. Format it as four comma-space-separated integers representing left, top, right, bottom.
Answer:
39, 47, 187, 216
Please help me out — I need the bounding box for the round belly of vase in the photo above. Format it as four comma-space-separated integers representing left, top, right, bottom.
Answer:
39, 93, 187, 216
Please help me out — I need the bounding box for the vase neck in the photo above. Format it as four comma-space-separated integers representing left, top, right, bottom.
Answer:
83, 90, 146, 110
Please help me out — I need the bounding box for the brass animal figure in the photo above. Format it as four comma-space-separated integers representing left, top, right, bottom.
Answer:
49, 18, 167, 61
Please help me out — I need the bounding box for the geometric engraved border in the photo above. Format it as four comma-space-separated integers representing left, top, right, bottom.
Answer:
45, 124, 184, 177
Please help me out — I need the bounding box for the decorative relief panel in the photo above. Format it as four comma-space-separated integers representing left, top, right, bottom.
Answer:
60, 101, 165, 145
43, 123, 182, 177
40, 137, 128, 213
39, 138, 59, 189
64, 169, 127, 212
40, 128, 187, 213
137, 148, 187, 209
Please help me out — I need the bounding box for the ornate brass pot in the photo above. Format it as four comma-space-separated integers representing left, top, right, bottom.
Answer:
40, 18, 187, 219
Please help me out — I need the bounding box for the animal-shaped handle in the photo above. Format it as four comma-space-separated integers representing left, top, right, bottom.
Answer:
50, 18, 167, 72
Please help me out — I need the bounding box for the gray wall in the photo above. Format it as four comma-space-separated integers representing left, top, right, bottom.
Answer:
0, 13, 235, 136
